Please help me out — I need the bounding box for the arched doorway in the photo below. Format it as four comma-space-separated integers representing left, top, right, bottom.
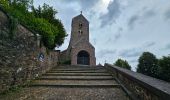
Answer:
77, 50, 90, 65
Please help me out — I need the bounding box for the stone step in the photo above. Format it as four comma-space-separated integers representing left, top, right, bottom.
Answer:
56, 66, 103, 68
32, 80, 117, 86
31, 84, 121, 88
43, 73, 111, 76
51, 68, 105, 71
15, 87, 129, 100
4, 65, 129, 100
53, 68, 105, 70
48, 70, 108, 73
38, 76, 114, 80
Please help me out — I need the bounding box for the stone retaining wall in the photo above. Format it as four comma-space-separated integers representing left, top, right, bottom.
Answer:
105, 64, 170, 100
0, 8, 59, 93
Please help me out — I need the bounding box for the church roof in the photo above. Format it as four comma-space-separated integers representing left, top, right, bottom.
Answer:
72, 13, 89, 23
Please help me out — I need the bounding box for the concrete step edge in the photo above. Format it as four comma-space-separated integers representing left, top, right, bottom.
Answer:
50, 69, 106, 71
48, 71, 108, 73
30, 84, 121, 88
43, 74, 111, 76
51, 68, 105, 70
37, 77, 114, 80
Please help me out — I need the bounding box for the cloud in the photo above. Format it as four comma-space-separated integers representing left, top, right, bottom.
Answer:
114, 33, 121, 39
165, 9, 170, 20
144, 42, 156, 48
119, 48, 142, 58
129, 59, 138, 63
128, 9, 156, 30
106, 33, 121, 43
114, 27, 123, 40
97, 49, 117, 58
92, 38, 97, 45
61, 0, 98, 11
99, 0, 121, 27
143, 10, 156, 18
128, 15, 139, 30
164, 43, 170, 50
105, 27, 122, 43
118, 27, 123, 31
119, 42, 155, 58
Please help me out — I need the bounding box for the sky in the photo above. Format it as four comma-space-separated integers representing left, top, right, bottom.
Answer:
34, 0, 170, 71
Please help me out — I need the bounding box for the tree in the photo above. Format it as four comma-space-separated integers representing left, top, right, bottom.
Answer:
158, 56, 170, 82
114, 59, 131, 70
137, 52, 158, 77
31, 3, 66, 48
10, 0, 33, 12
1, 0, 67, 49
0, 0, 9, 9
31, 3, 57, 22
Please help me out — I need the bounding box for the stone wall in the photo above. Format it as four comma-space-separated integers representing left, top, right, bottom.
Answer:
71, 40, 96, 66
0, 8, 59, 93
59, 49, 70, 64
104, 64, 170, 100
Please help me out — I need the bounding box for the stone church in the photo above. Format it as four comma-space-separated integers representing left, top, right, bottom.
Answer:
60, 13, 96, 66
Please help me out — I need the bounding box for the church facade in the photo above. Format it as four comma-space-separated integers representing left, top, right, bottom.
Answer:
60, 13, 96, 66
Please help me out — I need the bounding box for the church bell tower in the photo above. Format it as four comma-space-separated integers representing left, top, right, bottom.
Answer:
61, 12, 96, 66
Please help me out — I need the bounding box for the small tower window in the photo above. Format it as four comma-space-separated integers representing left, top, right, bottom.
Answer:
79, 30, 83, 35
79, 23, 83, 29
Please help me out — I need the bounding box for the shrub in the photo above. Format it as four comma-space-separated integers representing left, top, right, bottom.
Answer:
0, 0, 67, 49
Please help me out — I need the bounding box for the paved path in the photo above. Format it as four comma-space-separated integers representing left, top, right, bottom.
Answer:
1, 66, 129, 100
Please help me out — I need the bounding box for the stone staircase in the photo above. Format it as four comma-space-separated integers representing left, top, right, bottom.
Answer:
22, 65, 129, 100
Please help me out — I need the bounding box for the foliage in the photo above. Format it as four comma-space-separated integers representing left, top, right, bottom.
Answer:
32, 3, 57, 22
158, 56, 170, 82
31, 3, 66, 47
137, 52, 158, 77
114, 59, 131, 70
9, 16, 18, 38
136, 52, 170, 82
0, 0, 66, 49
0, 0, 9, 9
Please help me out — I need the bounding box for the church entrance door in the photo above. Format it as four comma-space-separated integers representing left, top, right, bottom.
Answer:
77, 50, 90, 65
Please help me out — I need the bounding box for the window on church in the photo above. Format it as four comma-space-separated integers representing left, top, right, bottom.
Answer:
79, 30, 83, 35
79, 23, 83, 29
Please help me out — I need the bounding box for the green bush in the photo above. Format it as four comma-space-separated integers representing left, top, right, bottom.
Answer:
0, 0, 66, 49
114, 59, 131, 70
137, 52, 158, 77
158, 56, 170, 82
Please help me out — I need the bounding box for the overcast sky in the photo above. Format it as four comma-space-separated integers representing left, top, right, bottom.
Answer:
34, 0, 170, 71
